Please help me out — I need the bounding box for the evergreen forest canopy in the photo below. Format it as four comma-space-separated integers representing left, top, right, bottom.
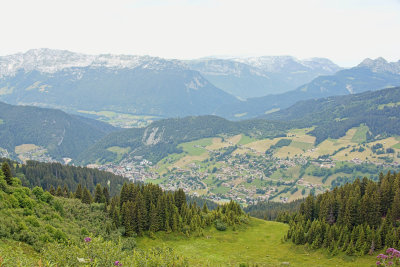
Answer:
286, 171, 400, 256
0, 158, 127, 196
265, 86, 400, 144
0, 101, 115, 160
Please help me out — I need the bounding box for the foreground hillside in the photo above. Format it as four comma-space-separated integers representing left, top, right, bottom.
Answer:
0, 162, 389, 266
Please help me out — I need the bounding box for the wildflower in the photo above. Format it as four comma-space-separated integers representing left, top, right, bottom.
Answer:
376, 261, 381, 265
84, 237, 92, 243
114, 261, 122, 266
388, 262, 393, 266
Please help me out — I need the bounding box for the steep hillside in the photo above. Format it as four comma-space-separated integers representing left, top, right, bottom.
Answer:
217, 58, 400, 119
266, 86, 400, 143
76, 115, 293, 165
0, 101, 115, 161
187, 56, 341, 98
0, 49, 239, 118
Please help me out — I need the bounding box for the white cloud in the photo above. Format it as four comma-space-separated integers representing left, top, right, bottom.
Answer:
0, 0, 399, 66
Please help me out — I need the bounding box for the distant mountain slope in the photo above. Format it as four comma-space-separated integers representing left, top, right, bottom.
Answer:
0, 101, 115, 160
76, 115, 292, 165
0, 49, 239, 117
216, 58, 400, 119
187, 56, 341, 98
80, 86, 400, 165
265, 86, 400, 143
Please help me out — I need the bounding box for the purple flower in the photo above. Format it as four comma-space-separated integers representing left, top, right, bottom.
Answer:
388, 261, 393, 266
376, 261, 381, 266
114, 261, 123, 266
377, 254, 388, 259
84, 237, 92, 243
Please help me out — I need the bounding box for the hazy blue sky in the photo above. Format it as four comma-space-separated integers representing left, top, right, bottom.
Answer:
1, 0, 399, 66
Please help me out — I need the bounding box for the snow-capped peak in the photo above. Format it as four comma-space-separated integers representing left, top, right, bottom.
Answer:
0, 48, 186, 77
357, 57, 400, 74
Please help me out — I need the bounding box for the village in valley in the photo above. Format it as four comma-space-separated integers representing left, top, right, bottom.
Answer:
83, 130, 400, 206
3, 127, 400, 206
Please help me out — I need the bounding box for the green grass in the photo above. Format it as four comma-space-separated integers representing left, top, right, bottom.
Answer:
211, 186, 230, 195
106, 146, 131, 162
392, 142, 400, 149
351, 125, 369, 143
377, 101, 400, 110
238, 135, 257, 145
77, 110, 159, 128
290, 141, 314, 151
137, 218, 374, 266
179, 138, 213, 156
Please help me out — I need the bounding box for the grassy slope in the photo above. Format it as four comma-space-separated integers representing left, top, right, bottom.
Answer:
137, 218, 374, 267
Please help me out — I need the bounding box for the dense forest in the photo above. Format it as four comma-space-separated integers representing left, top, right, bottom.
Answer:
266, 86, 400, 144
244, 199, 304, 222
286, 171, 400, 255
0, 101, 115, 160
0, 158, 127, 196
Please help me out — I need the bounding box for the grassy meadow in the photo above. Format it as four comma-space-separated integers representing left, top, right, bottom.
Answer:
138, 218, 375, 267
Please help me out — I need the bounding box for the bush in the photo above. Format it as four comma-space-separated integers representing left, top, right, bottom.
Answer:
122, 237, 137, 251
53, 199, 65, 217
32, 186, 44, 200
41, 191, 53, 203
0, 177, 7, 191
214, 220, 227, 231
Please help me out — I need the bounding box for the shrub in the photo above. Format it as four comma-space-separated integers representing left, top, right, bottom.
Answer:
32, 186, 44, 200
215, 220, 227, 231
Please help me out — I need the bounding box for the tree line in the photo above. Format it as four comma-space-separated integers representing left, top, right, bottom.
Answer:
42, 173, 248, 237
286, 171, 400, 255
0, 158, 126, 196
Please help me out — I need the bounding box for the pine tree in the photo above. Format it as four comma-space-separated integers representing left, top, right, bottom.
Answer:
174, 188, 186, 213
56, 185, 63, 197
103, 186, 110, 205
1, 162, 12, 185
94, 184, 104, 203
345, 239, 355, 255
149, 203, 159, 233
82, 187, 92, 204
49, 185, 56, 195
120, 183, 130, 209
75, 184, 83, 199
202, 203, 209, 213
136, 192, 147, 235
391, 188, 400, 223
62, 185, 69, 198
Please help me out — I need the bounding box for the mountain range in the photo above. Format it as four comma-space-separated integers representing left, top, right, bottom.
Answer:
217, 57, 400, 119
0, 49, 342, 119
186, 56, 341, 98
1, 49, 400, 122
